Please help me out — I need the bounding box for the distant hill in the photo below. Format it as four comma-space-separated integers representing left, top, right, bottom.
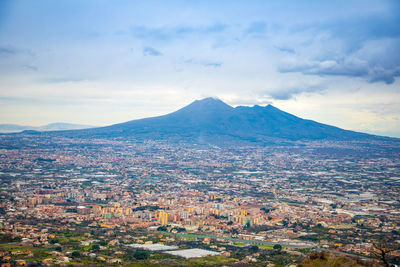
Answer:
0, 122, 95, 133
51, 97, 390, 144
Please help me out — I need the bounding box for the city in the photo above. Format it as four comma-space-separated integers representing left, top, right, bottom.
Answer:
1, 134, 399, 266
1, 1, 400, 266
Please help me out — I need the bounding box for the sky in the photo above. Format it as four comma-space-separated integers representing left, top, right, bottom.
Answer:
0, 0, 400, 137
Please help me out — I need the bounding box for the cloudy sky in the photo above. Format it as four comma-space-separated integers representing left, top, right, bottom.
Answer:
1, 0, 400, 137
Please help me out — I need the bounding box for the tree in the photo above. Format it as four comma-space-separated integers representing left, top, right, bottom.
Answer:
71, 251, 81, 258
249, 245, 259, 253
92, 244, 100, 251
273, 244, 282, 251
230, 228, 239, 235
134, 250, 149, 260
371, 240, 399, 267
49, 238, 59, 244
157, 226, 167, 231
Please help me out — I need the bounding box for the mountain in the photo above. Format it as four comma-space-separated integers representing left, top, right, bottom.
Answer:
56, 97, 384, 143
0, 124, 29, 133
40, 123, 95, 131
0, 122, 95, 133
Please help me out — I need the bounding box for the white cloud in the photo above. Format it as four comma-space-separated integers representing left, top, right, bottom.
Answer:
0, 1, 399, 137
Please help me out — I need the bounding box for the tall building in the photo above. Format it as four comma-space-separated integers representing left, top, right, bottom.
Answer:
158, 211, 169, 225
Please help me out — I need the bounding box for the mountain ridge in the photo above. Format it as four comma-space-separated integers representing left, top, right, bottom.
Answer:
5, 98, 395, 144
40, 97, 390, 144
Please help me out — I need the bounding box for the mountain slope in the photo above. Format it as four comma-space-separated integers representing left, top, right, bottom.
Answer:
63, 97, 376, 143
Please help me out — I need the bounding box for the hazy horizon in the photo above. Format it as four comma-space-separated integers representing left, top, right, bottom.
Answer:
1, 97, 400, 139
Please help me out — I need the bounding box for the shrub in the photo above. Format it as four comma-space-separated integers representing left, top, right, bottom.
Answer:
134, 251, 149, 260
72, 251, 81, 258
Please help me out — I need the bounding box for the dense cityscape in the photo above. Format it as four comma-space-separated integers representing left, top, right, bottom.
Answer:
2, 0, 400, 266
0, 134, 399, 266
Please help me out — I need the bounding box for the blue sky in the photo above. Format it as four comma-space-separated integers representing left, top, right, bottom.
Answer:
0, 0, 400, 137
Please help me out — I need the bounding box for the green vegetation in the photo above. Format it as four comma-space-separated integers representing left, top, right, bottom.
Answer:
0, 233, 21, 243
249, 245, 259, 253
278, 199, 303, 206
71, 251, 81, 258
133, 250, 150, 260
133, 205, 160, 211
0, 243, 55, 262
180, 236, 195, 241
187, 255, 237, 266
300, 252, 360, 267
0, 222, 379, 266
259, 244, 274, 249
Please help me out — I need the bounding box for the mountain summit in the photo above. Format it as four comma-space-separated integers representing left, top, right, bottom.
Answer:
177, 97, 233, 112
63, 97, 378, 144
